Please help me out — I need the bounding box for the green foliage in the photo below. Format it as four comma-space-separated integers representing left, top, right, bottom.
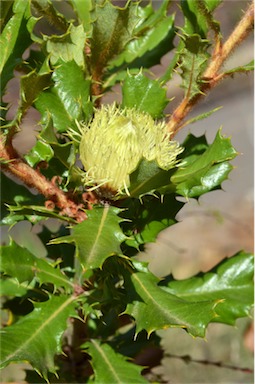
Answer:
0, 0, 253, 383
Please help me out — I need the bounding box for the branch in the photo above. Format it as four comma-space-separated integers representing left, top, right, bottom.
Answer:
0, 135, 87, 223
167, 1, 254, 137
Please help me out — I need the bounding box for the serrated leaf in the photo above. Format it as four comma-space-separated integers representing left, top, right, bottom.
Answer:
35, 89, 74, 133
122, 72, 168, 118
171, 130, 238, 197
181, 0, 220, 37
124, 263, 218, 337
177, 33, 210, 98
223, 60, 254, 75
82, 340, 147, 384
0, 0, 31, 96
35, 60, 92, 133
19, 71, 52, 116
71, 0, 92, 33
52, 60, 92, 121
1, 240, 73, 291
0, 277, 35, 297
129, 159, 175, 198
109, 9, 175, 70
160, 251, 254, 325
90, 1, 139, 71
4, 204, 77, 224
120, 193, 184, 250
0, 295, 76, 379
50, 206, 127, 270
24, 140, 54, 167
45, 24, 86, 67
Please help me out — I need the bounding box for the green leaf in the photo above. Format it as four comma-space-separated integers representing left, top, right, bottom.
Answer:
71, 0, 93, 32
120, 193, 184, 250
109, 10, 175, 69
45, 24, 86, 67
1, 240, 73, 291
52, 60, 92, 121
35, 89, 74, 133
0, 0, 31, 96
90, 1, 139, 71
35, 60, 92, 133
0, 295, 76, 379
18, 71, 52, 119
160, 251, 254, 325
82, 340, 147, 384
24, 140, 54, 167
171, 130, 238, 198
30, 0, 69, 34
122, 72, 168, 118
223, 60, 254, 75
4, 204, 77, 225
180, 0, 220, 37
0, 277, 35, 297
177, 33, 210, 98
124, 262, 218, 337
129, 159, 175, 198
50, 206, 127, 270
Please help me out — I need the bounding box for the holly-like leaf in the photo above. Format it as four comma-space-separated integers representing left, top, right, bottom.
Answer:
109, 1, 175, 70
0, 1, 31, 97
71, 0, 93, 32
35, 60, 92, 133
82, 340, 147, 384
129, 159, 175, 198
120, 193, 184, 251
180, 0, 221, 37
0, 295, 76, 379
223, 60, 254, 75
160, 251, 254, 325
19, 71, 51, 115
24, 140, 54, 167
1, 240, 73, 291
171, 130, 238, 198
122, 72, 168, 118
52, 60, 93, 121
0, 277, 35, 297
124, 262, 218, 337
45, 24, 86, 67
50, 206, 127, 270
90, 1, 139, 72
177, 33, 210, 98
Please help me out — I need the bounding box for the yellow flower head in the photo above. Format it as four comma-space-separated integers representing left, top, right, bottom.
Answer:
78, 104, 183, 197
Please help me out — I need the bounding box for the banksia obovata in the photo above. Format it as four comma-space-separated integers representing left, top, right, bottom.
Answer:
74, 104, 183, 198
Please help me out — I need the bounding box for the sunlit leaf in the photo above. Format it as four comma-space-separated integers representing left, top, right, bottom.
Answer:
1, 240, 73, 291
83, 340, 147, 384
122, 72, 168, 118
124, 262, 218, 337
171, 130, 238, 197
50, 206, 127, 271
160, 251, 254, 325
0, 295, 76, 379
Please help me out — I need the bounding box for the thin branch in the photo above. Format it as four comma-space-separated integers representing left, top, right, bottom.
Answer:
167, 353, 254, 374
167, 1, 254, 138
0, 135, 87, 223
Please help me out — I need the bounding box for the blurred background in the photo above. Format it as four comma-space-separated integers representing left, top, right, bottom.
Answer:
1, 1, 254, 383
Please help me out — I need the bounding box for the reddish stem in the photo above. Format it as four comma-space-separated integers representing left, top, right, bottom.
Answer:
0, 135, 87, 222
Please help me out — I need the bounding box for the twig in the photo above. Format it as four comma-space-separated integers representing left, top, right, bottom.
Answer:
0, 135, 87, 223
167, 353, 254, 374
167, 1, 254, 138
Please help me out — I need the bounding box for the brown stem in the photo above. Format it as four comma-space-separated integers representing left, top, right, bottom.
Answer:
167, 1, 254, 138
0, 135, 87, 222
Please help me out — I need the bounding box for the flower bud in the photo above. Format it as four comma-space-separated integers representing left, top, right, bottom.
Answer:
78, 104, 183, 198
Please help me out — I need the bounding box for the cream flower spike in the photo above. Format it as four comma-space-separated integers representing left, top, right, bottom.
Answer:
77, 103, 183, 198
